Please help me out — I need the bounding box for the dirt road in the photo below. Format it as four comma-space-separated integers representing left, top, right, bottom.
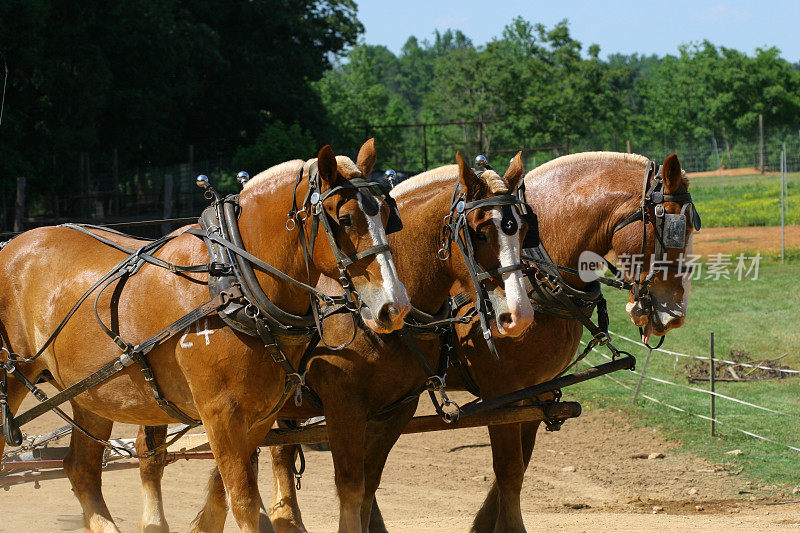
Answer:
2, 392, 798, 532
692, 225, 800, 256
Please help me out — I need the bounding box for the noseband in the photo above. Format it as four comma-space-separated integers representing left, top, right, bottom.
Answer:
438, 178, 531, 360
611, 160, 702, 347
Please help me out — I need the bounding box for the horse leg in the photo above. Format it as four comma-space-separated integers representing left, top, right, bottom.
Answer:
194, 414, 271, 533
363, 400, 418, 533
189, 448, 265, 533
188, 466, 229, 533
0, 370, 31, 460
471, 422, 524, 533
471, 420, 543, 533
520, 420, 541, 468
62, 405, 120, 533
325, 407, 368, 533
268, 443, 307, 533
136, 425, 169, 533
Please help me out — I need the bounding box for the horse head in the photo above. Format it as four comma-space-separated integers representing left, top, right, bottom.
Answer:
311, 140, 411, 334
611, 153, 697, 342
452, 151, 535, 338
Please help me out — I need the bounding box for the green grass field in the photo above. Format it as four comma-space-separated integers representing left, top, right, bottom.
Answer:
691, 172, 800, 227
568, 260, 800, 490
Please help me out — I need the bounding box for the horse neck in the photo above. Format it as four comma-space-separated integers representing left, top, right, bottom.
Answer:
390, 185, 456, 315
237, 172, 315, 316
527, 158, 643, 289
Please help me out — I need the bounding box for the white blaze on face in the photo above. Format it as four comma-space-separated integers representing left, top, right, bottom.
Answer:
359, 194, 410, 312
491, 207, 534, 328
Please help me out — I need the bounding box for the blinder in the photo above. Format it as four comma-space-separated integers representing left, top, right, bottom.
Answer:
500, 204, 518, 236
662, 211, 687, 249
366, 182, 403, 235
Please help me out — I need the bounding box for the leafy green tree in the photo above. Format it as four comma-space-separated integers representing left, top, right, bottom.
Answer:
232, 119, 315, 174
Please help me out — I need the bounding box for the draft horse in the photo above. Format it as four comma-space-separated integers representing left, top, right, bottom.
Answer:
136, 151, 536, 533
0, 140, 410, 532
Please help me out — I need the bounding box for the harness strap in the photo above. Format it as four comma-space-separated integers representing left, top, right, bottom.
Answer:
186, 229, 336, 303
9, 287, 240, 428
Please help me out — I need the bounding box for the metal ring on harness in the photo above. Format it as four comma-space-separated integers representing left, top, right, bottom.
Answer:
245, 303, 261, 319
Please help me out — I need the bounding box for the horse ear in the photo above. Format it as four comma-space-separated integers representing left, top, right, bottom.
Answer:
662, 153, 684, 193
457, 151, 484, 200
503, 151, 524, 191
355, 138, 377, 177
317, 145, 341, 188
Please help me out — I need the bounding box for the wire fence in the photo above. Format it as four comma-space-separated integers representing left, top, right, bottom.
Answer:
581, 332, 800, 455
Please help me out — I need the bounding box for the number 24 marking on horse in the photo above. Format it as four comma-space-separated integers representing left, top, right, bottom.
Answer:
179, 319, 215, 348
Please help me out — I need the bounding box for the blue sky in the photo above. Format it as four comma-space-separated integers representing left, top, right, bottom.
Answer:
357, 1, 800, 62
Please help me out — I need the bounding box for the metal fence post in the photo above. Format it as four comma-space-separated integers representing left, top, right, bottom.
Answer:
633, 347, 652, 405
759, 114, 765, 173
781, 144, 786, 263
710, 332, 716, 437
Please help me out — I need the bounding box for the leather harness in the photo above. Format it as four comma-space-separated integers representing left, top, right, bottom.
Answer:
0, 162, 399, 456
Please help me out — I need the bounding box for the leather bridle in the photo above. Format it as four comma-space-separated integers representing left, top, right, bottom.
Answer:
437, 178, 531, 360
611, 160, 701, 348
287, 163, 402, 316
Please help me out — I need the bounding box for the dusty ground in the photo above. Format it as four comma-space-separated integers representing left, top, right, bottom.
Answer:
2, 392, 799, 532
686, 167, 780, 178
691, 225, 800, 256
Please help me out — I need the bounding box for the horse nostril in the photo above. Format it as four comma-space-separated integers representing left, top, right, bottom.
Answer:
378, 304, 399, 325
498, 312, 513, 329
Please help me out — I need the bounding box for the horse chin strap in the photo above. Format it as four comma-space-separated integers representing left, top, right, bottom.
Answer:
612, 160, 701, 351
437, 180, 530, 360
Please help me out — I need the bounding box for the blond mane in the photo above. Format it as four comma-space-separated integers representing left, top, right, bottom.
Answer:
480, 169, 509, 194
527, 151, 650, 180
244, 155, 362, 191
243, 159, 304, 190
390, 164, 512, 199
390, 165, 458, 198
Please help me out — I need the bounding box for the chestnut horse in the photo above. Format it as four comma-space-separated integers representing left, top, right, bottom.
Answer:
266, 152, 696, 532
0, 141, 410, 532
133, 151, 535, 532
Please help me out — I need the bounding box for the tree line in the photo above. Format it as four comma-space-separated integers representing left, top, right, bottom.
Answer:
317, 17, 800, 170
1, 5, 799, 214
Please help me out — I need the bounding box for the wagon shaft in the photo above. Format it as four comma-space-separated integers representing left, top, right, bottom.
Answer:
259, 401, 582, 447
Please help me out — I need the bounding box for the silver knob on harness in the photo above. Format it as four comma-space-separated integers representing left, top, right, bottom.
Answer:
195, 175, 210, 189
474, 155, 488, 169
236, 171, 249, 186
384, 169, 397, 189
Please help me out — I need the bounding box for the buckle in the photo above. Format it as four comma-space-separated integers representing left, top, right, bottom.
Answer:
208, 262, 231, 276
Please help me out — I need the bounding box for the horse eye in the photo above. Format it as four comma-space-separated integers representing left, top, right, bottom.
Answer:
338, 215, 352, 227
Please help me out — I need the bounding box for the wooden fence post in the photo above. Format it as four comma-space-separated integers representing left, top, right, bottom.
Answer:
112, 148, 119, 216
14, 177, 26, 233
422, 124, 429, 171
162, 173, 174, 235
